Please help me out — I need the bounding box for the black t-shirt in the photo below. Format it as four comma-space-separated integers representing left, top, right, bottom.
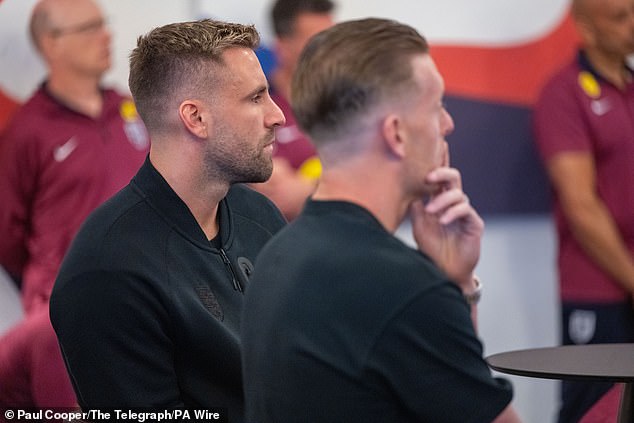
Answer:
242, 200, 512, 422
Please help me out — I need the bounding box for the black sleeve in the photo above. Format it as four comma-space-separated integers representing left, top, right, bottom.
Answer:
368, 283, 513, 423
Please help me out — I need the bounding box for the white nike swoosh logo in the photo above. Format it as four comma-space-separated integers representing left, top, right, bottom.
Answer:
591, 99, 611, 116
53, 136, 78, 162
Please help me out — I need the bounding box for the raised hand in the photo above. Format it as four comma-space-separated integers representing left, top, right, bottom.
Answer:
410, 165, 484, 289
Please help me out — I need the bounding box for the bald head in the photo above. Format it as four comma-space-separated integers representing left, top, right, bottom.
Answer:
570, 0, 634, 61
31, 0, 63, 51
571, 0, 595, 19
30, 0, 102, 52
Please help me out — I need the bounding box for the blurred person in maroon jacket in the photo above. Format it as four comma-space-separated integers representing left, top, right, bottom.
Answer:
0, 0, 148, 413
533, 0, 634, 421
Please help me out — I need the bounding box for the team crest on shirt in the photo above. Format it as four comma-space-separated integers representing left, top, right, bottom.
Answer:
569, 309, 596, 344
578, 71, 601, 99
298, 156, 322, 180
120, 99, 150, 151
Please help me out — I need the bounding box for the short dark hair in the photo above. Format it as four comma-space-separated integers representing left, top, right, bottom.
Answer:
291, 18, 429, 144
271, 0, 335, 37
128, 19, 259, 132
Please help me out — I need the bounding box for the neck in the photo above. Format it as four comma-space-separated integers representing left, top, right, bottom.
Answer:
585, 47, 631, 89
47, 72, 104, 117
149, 146, 230, 241
312, 162, 410, 233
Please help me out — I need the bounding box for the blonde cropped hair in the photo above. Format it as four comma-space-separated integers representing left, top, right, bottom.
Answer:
129, 19, 260, 132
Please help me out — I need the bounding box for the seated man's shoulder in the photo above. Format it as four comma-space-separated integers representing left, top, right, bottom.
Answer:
226, 183, 285, 225
227, 183, 272, 203
65, 186, 163, 269
83, 185, 149, 235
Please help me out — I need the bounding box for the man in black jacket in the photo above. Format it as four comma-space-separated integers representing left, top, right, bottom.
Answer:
50, 19, 286, 421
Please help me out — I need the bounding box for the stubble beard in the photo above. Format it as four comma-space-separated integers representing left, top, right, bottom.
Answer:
204, 133, 274, 185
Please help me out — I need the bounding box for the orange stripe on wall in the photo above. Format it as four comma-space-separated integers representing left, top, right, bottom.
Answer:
431, 12, 579, 106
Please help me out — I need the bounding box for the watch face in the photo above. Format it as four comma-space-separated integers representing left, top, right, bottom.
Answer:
464, 277, 482, 305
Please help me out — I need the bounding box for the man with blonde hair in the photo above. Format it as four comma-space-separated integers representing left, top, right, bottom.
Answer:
51, 19, 285, 420
242, 18, 522, 423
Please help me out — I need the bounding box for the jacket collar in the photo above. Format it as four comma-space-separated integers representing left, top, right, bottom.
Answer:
130, 157, 232, 251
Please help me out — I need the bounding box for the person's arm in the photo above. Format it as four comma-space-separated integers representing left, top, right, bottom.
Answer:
373, 284, 520, 422
546, 151, 634, 294
31, 311, 78, 408
0, 129, 33, 283
407, 152, 523, 422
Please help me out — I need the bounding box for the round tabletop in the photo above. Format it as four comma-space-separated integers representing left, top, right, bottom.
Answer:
486, 343, 634, 382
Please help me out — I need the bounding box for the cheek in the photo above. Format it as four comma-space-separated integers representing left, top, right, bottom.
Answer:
420, 126, 442, 156
414, 135, 444, 175
242, 115, 267, 146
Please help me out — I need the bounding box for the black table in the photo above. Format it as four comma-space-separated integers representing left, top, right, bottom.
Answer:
487, 344, 634, 423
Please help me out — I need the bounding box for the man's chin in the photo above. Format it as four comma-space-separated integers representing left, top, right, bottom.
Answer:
235, 165, 273, 185
259, 166, 274, 183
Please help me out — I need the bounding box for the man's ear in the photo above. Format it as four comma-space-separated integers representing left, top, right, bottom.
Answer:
382, 114, 406, 159
179, 100, 209, 139
38, 34, 58, 63
574, 18, 595, 47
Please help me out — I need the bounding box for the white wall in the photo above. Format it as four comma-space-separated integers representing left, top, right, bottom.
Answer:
0, 266, 23, 336
478, 216, 560, 423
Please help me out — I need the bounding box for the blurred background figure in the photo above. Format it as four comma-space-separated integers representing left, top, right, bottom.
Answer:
0, 308, 76, 417
252, 0, 335, 220
0, 0, 148, 412
533, 0, 634, 421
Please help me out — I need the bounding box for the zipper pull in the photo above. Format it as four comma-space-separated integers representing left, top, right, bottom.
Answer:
219, 248, 243, 292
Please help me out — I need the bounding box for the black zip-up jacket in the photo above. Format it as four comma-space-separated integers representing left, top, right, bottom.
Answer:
50, 158, 286, 422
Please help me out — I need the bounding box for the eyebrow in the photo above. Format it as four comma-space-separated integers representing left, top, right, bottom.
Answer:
243, 84, 269, 101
